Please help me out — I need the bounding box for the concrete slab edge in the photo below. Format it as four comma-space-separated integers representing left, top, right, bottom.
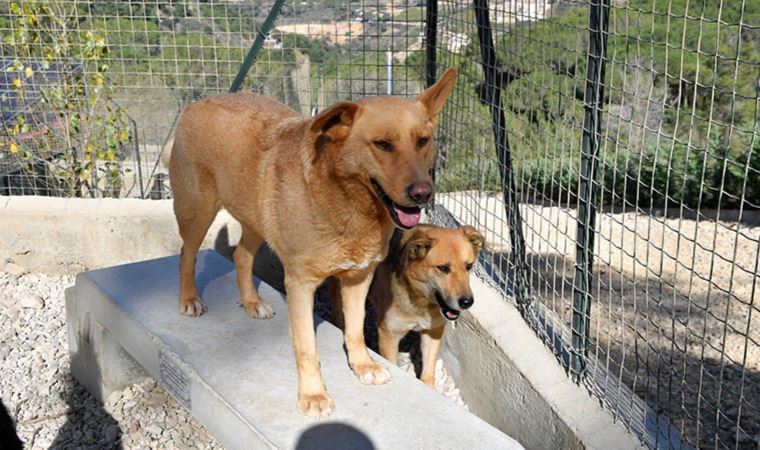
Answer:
68, 273, 278, 449
442, 275, 644, 450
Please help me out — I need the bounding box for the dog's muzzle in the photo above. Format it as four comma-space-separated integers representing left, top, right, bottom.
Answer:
434, 290, 461, 321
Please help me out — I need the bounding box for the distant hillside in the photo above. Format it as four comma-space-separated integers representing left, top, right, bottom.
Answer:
434, 0, 760, 209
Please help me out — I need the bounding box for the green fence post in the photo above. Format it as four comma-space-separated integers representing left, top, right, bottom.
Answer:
425, 0, 439, 190
424, 0, 438, 89
571, 0, 611, 380
473, 0, 530, 307
229, 0, 287, 93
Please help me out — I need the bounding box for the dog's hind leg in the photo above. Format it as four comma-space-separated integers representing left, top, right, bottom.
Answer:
325, 277, 344, 329
172, 160, 219, 316
420, 324, 445, 388
175, 206, 218, 316
234, 227, 274, 319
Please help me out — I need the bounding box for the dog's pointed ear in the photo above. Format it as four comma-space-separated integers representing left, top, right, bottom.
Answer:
406, 233, 433, 260
416, 67, 457, 120
399, 229, 435, 269
460, 225, 485, 254
310, 102, 361, 141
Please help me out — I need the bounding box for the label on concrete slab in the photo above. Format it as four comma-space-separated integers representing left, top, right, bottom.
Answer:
159, 350, 191, 409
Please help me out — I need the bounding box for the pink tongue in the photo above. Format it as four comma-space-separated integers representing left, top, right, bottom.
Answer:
446, 310, 459, 319
393, 205, 421, 228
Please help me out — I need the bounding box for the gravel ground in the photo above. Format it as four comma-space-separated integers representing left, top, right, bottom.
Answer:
0, 267, 466, 448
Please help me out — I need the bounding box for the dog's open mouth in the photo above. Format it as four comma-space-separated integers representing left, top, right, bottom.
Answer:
435, 290, 461, 321
370, 179, 421, 229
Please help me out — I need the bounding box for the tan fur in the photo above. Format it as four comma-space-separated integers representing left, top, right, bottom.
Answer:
370, 225, 484, 387
168, 68, 457, 418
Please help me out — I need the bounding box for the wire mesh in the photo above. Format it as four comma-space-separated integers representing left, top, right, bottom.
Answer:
1, 1, 759, 449
0, 0, 427, 198
431, 0, 760, 448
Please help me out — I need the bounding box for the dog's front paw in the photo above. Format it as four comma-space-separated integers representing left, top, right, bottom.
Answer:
180, 297, 207, 316
297, 392, 335, 419
352, 361, 391, 385
240, 300, 275, 319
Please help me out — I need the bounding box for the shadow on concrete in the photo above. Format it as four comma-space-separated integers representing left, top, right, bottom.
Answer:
213, 225, 416, 366
49, 371, 123, 449
214, 224, 331, 328
52, 296, 125, 449
213, 225, 285, 292
295, 422, 375, 450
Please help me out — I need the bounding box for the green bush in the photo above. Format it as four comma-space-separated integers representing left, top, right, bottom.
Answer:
519, 134, 760, 210
1, 0, 131, 197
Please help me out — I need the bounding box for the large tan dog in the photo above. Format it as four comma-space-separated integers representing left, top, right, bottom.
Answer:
367, 225, 484, 387
168, 68, 457, 418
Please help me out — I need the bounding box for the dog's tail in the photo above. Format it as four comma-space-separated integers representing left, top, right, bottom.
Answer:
159, 135, 175, 169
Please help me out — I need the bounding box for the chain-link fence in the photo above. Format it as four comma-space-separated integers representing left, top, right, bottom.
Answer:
1, 0, 427, 198
2, 1, 759, 448
429, 0, 760, 448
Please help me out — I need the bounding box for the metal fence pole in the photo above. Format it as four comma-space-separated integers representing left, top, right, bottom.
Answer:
424, 0, 438, 89
571, 0, 611, 379
473, 0, 529, 307
229, 0, 287, 93
425, 0, 439, 191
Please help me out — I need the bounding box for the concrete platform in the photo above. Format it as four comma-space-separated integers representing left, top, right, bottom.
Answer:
65, 250, 522, 449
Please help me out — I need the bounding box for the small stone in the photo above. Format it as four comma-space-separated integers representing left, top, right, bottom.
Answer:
107, 390, 122, 406
146, 423, 163, 435
2, 263, 27, 276
19, 294, 44, 310
0, 294, 16, 309
165, 416, 178, 429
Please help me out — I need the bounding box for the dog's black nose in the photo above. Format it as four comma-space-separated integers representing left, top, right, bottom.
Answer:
458, 296, 474, 309
407, 181, 433, 204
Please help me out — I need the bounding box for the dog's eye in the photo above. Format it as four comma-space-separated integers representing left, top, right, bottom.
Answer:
373, 140, 393, 152
437, 264, 451, 274
417, 136, 430, 148
466, 262, 473, 271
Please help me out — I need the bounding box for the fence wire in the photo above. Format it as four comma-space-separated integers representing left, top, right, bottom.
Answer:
1, 0, 426, 198
431, 0, 760, 448
1, 1, 759, 449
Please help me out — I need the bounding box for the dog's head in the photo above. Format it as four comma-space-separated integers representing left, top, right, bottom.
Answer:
308, 68, 457, 230
398, 225, 485, 321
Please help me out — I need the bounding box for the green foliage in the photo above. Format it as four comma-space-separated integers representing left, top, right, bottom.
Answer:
434, 1, 759, 212
198, 3, 260, 37
1, 0, 132, 197
392, 7, 425, 23
2, 0, 756, 209
83, 17, 160, 64
519, 133, 760, 210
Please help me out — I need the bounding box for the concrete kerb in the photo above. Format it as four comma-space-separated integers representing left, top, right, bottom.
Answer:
0, 196, 241, 274
440, 274, 644, 450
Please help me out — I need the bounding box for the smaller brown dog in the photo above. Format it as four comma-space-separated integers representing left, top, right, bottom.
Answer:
367, 224, 484, 387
